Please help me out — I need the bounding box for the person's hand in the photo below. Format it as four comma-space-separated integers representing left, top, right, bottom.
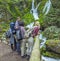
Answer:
15, 26, 18, 29
38, 32, 40, 35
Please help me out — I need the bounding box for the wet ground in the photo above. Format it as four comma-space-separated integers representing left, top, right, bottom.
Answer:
0, 42, 27, 61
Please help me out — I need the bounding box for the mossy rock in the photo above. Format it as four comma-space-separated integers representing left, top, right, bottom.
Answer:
43, 51, 60, 59
40, 46, 60, 59
45, 40, 60, 54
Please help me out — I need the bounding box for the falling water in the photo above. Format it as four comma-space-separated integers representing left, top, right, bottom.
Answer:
26, 0, 51, 29
43, 0, 51, 15
30, 0, 41, 20
42, 56, 60, 61
26, 22, 34, 29
26, 0, 41, 28
39, 34, 46, 48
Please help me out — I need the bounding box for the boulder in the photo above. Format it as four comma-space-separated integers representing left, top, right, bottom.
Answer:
46, 40, 60, 54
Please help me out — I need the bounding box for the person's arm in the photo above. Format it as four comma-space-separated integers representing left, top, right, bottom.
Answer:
15, 21, 19, 29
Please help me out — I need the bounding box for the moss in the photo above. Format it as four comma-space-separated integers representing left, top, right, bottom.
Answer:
43, 51, 60, 59
40, 46, 60, 59
30, 36, 40, 61
46, 40, 60, 47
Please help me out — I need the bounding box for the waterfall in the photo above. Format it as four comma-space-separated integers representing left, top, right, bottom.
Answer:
30, 0, 41, 20
26, 0, 51, 29
43, 0, 51, 15
38, 33, 47, 48
42, 56, 60, 61
26, 22, 34, 29
26, 0, 41, 29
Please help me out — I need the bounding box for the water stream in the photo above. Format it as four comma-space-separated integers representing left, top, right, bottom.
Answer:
39, 34, 60, 61
42, 56, 60, 61
39, 34, 46, 48
40, 39, 60, 61
30, 0, 40, 20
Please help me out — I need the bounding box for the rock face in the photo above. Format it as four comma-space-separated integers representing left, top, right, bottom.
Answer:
46, 40, 60, 54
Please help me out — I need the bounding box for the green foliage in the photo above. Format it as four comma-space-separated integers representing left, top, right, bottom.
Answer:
38, 14, 45, 26
6, 4, 16, 18
43, 26, 60, 39
43, 0, 60, 28
0, 0, 47, 22
0, 0, 60, 39
46, 40, 60, 47
40, 45, 60, 58
43, 51, 60, 58
0, 22, 9, 32
23, 13, 34, 25
14, 6, 22, 16
0, 21, 9, 38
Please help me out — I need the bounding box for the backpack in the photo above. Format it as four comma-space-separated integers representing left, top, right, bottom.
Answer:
5, 30, 11, 38
10, 22, 16, 34
32, 26, 39, 37
16, 27, 23, 40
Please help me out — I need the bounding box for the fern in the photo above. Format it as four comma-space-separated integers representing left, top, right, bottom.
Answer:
6, 4, 16, 18
14, 6, 22, 16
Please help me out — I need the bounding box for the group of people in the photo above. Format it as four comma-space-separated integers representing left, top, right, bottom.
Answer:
6, 17, 40, 59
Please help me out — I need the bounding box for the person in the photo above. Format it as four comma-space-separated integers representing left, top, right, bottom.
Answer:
15, 17, 24, 29
15, 17, 25, 55
20, 26, 26, 57
6, 22, 16, 51
26, 33, 34, 59
26, 21, 40, 59
32, 21, 40, 38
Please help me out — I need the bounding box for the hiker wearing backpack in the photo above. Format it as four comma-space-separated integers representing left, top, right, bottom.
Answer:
26, 31, 34, 59
26, 21, 40, 59
15, 17, 25, 55
32, 21, 40, 37
6, 22, 16, 51
20, 26, 26, 57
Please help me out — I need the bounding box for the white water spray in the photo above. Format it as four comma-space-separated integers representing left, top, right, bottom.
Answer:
30, 0, 41, 20
43, 0, 51, 15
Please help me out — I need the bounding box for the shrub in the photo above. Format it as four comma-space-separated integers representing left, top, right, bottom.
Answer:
43, 26, 60, 39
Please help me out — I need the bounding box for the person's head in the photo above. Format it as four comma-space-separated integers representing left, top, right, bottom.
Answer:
17, 17, 21, 21
35, 21, 40, 26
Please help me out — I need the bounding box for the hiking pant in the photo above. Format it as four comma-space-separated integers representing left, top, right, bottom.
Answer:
16, 40, 21, 54
10, 35, 17, 51
11, 44, 14, 50
14, 38, 17, 50
11, 39, 16, 51
26, 37, 34, 56
21, 39, 26, 56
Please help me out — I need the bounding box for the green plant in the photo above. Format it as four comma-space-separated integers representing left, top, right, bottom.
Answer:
43, 26, 60, 39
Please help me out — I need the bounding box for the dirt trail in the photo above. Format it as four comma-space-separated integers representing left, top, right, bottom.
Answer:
0, 42, 27, 61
